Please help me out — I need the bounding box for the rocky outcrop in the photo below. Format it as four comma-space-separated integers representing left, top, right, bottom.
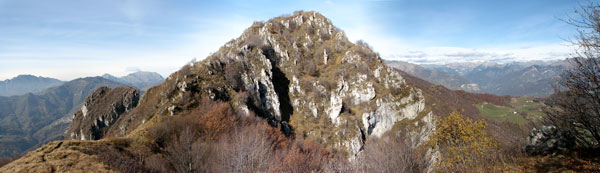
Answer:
524, 125, 575, 155
0, 77, 123, 159
1, 11, 441, 172
93, 11, 436, 159
143, 11, 434, 157
66, 86, 139, 140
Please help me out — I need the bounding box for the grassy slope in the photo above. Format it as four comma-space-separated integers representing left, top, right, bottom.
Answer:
476, 96, 545, 125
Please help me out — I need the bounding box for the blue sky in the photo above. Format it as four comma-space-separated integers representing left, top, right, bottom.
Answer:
0, 0, 579, 80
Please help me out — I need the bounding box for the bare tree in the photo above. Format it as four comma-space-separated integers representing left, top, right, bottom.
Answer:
166, 127, 212, 173
214, 125, 273, 172
353, 134, 429, 173
546, 1, 600, 148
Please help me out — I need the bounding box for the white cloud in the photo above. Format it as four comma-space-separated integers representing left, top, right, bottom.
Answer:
382, 43, 575, 64
0, 13, 253, 81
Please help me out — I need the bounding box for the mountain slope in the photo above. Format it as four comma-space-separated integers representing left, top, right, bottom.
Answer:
104, 11, 435, 156
0, 75, 63, 97
1, 11, 438, 171
101, 71, 164, 91
416, 60, 567, 97
66, 86, 139, 140
394, 69, 529, 145
0, 77, 123, 158
386, 60, 479, 92
483, 65, 563, 97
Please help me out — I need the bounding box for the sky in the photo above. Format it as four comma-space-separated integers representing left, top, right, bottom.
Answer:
0, 0, 580, 80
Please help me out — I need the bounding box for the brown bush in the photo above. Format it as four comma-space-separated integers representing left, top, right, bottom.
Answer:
271, 139, 331, 172
224, 60, 246, 91
299, 58, 318, 77
213, 123, 275, 172
166, 127, 213, 173
356, 135, 429, 173
144, 154, 170, 172
196, 103, 239, 141
96, 147, 151, 173
244, 34, 263, 49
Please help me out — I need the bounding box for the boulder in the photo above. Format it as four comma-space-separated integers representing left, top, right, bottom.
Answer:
524, 125, 575, 155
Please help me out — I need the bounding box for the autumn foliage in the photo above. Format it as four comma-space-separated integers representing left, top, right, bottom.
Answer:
427, 112, 499, 171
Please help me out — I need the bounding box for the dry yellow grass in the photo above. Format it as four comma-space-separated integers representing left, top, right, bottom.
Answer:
0, 140, 115, 173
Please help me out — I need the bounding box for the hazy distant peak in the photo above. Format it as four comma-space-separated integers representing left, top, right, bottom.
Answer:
100, 71, 164, 91
0, 74, 64, 96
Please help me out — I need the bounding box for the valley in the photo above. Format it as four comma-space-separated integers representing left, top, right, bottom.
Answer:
1, 1, 599, 172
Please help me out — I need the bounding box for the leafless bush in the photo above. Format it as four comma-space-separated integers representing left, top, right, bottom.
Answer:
97, 147, 150, 173
245, 34, 263, 49
224, 60, 246, 91
298, 58, 318, 77
214, 124, 274, 172
545, 1, 600, 149
166, 127, 212, 173
271, 139, 331, 172
355, 135, 430, 173
144, 154, 170, 172
356, 63, 370, 75
319, 29, 331, 41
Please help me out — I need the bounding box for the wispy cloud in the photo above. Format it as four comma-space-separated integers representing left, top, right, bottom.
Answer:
383, 43, 575, 64
0, 0, 580, 80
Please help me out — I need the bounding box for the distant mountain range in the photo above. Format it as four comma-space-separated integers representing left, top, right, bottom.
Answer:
386, 61, 477, 92
0, 75, 64, 97
0, 71, 164, 158
0, 71, 163, 98
387, 60, 569, 97
0, 77, 123, 158
101, 71, 164, 91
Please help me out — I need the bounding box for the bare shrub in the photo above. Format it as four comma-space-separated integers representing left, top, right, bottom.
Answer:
196, 103, 239, 141
166, 127, 212, 173
144, 154, 170, 172
545, 1, 600, 149
298, 58, 318, 77
224, 60, 246, 91
214, 123, 274, 172
271, 139, 331, 172
97, 147, 150, 173
354, 135, 429, 173
245, 34, 263, 49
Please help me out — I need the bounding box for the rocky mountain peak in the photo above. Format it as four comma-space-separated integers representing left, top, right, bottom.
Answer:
101, 11, 433, 157
101, 71, 164, 91
66, 86, 139, 140
0, 11, 440, 172
20, 11, 438, 160
0, 75, 63, 96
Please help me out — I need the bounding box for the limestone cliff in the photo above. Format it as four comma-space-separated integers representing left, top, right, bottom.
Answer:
66, 86, 139, 140
2, 12, 438, 171
104, 11, 435, 157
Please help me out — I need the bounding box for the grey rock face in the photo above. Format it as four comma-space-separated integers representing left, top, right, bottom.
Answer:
99, 11, 436, 160
524, 125, 575, 155
66, 86, 140, 140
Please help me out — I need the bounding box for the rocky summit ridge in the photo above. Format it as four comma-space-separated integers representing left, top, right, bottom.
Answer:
66, 86, 140, 140
1, 11, 436, 171
104, 10, 435, 156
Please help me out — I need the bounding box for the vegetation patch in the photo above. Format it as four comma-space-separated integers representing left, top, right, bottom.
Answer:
476, 97, 545, 125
